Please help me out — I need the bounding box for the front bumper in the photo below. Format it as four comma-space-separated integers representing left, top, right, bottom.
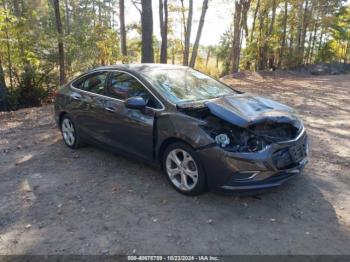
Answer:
197, 128, 309, 191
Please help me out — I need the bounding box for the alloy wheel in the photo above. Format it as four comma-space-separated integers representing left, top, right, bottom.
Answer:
61, 118, 75, 146
165, 148, 199, 191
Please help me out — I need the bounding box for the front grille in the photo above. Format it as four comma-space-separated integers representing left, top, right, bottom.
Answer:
272, 136, 308, 169
289, 140, 308, 163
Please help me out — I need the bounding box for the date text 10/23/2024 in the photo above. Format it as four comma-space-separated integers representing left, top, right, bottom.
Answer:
127, 255, 219, 261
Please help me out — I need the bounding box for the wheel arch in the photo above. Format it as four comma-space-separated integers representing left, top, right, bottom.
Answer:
58, 111, 68, 129
157, 137, 195, 169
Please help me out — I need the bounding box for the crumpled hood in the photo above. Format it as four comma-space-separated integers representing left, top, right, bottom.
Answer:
205, 93, 299, 127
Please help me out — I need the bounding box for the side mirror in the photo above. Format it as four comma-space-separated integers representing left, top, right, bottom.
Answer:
125, 96, 147, 110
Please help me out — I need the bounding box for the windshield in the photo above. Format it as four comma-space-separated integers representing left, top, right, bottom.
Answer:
141, 68, 235, 104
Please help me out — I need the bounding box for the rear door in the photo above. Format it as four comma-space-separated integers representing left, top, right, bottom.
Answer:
101, 71, 163, 161
68, 71, 109, 142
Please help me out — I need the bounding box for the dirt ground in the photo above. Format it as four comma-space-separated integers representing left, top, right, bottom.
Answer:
0, 73, 349, 255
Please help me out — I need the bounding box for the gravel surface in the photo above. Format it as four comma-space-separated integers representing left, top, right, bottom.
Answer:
0, 73, 349, 255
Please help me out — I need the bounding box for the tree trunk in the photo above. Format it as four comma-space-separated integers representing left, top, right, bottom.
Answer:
266, 0, 277, 70
308, 23, 318, 64
159, 0, 168, 63
64, 0, 71, 75
0, 59, 8, 111
250, 0, 260, 43
141, 0, 154, 63
295, 0, 309, 65
182, 0, 193, 66
308, 8, 320, 64
98, 1, 102, 23
172, 47, 175, 64
13, 0, 21, 16
92, 0, 95, 27
278, 0, 288, 68
2, 2, 13, 90
295, 0, 303, 62
318, 28, 324, 51
231, 0, 243, 73
13, 0, 34, 92
344, 41, 349, 63
298, 0, 310, 65
257, 8, 266, 70
288, 22, 294, 67
53, 0, 66, 85
268, 0, 277, 36
241, 0, 250, 38
305, 22, 315, 65
119, 0, 127, 58
64, 0, 70, 34
231, 0, 250, 73
205, 47, 211, 67
189, 0, 209, 68
111, 2, 115, 28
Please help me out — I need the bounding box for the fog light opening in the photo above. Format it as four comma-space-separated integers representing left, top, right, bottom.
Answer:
233, 171, 260, 181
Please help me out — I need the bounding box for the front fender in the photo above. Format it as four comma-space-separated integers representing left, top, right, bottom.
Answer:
155, 112, 214, 154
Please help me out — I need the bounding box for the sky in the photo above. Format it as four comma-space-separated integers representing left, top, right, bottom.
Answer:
123, 0, 233, 46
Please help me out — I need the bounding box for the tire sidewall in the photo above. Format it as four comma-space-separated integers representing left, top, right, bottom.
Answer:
163, 142, 207, 196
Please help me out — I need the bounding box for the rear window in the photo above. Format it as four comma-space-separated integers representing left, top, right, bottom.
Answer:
72, 72, 108, 95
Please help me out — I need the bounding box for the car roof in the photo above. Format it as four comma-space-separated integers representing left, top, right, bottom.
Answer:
90, 63, 189, 73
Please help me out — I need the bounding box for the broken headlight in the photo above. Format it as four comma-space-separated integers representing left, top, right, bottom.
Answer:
202, 116, 299, 152
215, 133, 230, 148
203, 125, 266, 153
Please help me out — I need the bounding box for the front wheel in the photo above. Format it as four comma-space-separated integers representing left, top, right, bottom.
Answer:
163, 142, 207, 196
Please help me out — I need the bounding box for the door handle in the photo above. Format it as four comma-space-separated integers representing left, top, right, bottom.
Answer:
104, 106, 116, 112
71, 94, 82, 101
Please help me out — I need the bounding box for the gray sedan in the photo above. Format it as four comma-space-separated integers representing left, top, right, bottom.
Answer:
54, 64, 308, 195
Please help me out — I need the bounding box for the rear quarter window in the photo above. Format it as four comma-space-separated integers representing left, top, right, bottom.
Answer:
71, 72, 107, 95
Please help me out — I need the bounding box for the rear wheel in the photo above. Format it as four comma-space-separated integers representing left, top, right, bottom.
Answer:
163, 142, 207, 196
60, 115, 84, 149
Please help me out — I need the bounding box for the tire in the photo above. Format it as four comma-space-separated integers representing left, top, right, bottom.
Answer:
163, 142, 207, 196
60, 115, 84, 149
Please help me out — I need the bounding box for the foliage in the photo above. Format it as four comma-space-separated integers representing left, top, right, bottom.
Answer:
217, 0, 350, 72
0, 0, 122, 109
0, 0, 349, 110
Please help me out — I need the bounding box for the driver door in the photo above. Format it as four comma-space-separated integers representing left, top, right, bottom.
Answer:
100, 71, 163, 161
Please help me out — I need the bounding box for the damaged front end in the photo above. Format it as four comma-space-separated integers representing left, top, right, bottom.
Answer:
202, 117, 302, 153
178, 93, 309, 191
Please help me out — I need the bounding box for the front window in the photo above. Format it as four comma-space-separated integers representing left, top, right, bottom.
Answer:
141, 68, 235, 104
106, 72, 162, 109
